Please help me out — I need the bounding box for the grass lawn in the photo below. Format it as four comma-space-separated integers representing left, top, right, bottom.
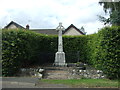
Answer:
41, 79, 119, 88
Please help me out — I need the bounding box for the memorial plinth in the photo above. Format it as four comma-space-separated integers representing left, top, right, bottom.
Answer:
54, 23, 67, 66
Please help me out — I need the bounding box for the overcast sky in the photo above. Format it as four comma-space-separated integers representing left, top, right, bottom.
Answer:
0, 0, 109, 34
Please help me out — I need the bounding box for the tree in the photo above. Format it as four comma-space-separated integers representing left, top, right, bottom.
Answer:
98, 1, 120, 26
80, 26, 86, 34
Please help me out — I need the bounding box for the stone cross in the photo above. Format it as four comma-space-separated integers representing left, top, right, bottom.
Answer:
56, 22, 64, 52
54, 23, 67, 66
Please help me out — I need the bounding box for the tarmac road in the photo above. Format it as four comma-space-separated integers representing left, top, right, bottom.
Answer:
1, 77, 70, 88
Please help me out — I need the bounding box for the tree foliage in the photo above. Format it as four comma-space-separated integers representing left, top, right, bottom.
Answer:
99, 1, 120, 25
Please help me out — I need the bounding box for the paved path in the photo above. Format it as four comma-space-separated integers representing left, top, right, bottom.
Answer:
2, 77, 70, 88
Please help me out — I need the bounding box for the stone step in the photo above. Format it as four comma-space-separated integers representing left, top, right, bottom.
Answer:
43, 69, 70, 79
45, 70, 68, 73
44, 67, 67, 69
43, 74, 69, 79
44, 75, 69, 79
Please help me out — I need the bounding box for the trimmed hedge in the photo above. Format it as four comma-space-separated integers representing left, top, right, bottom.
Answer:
2, 26, 120, 79
63, 35, 88, 63
90, 26, 120, 79
2, 30, 39, 76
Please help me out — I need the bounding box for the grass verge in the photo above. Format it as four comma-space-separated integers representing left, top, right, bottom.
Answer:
41, 79, 118, 88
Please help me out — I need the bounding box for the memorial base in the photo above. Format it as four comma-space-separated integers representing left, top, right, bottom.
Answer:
54, 52, 67, 66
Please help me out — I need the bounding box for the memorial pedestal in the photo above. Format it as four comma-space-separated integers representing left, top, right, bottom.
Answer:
54, 52, 67, 66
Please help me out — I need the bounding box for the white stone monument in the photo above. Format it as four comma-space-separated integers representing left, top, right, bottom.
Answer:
54, 23, 67, 66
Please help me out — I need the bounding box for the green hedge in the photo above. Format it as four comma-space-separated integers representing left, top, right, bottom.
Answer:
2, 29, 86, 76
2, 30, 39, 76
90, 26, 120, 79
63, 35, 88, 63
2, 26, 120, 79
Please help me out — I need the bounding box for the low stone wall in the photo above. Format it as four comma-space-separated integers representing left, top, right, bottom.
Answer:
68, 67, 106, 79
17, 64, 106, 79
18, 68, 44, 79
